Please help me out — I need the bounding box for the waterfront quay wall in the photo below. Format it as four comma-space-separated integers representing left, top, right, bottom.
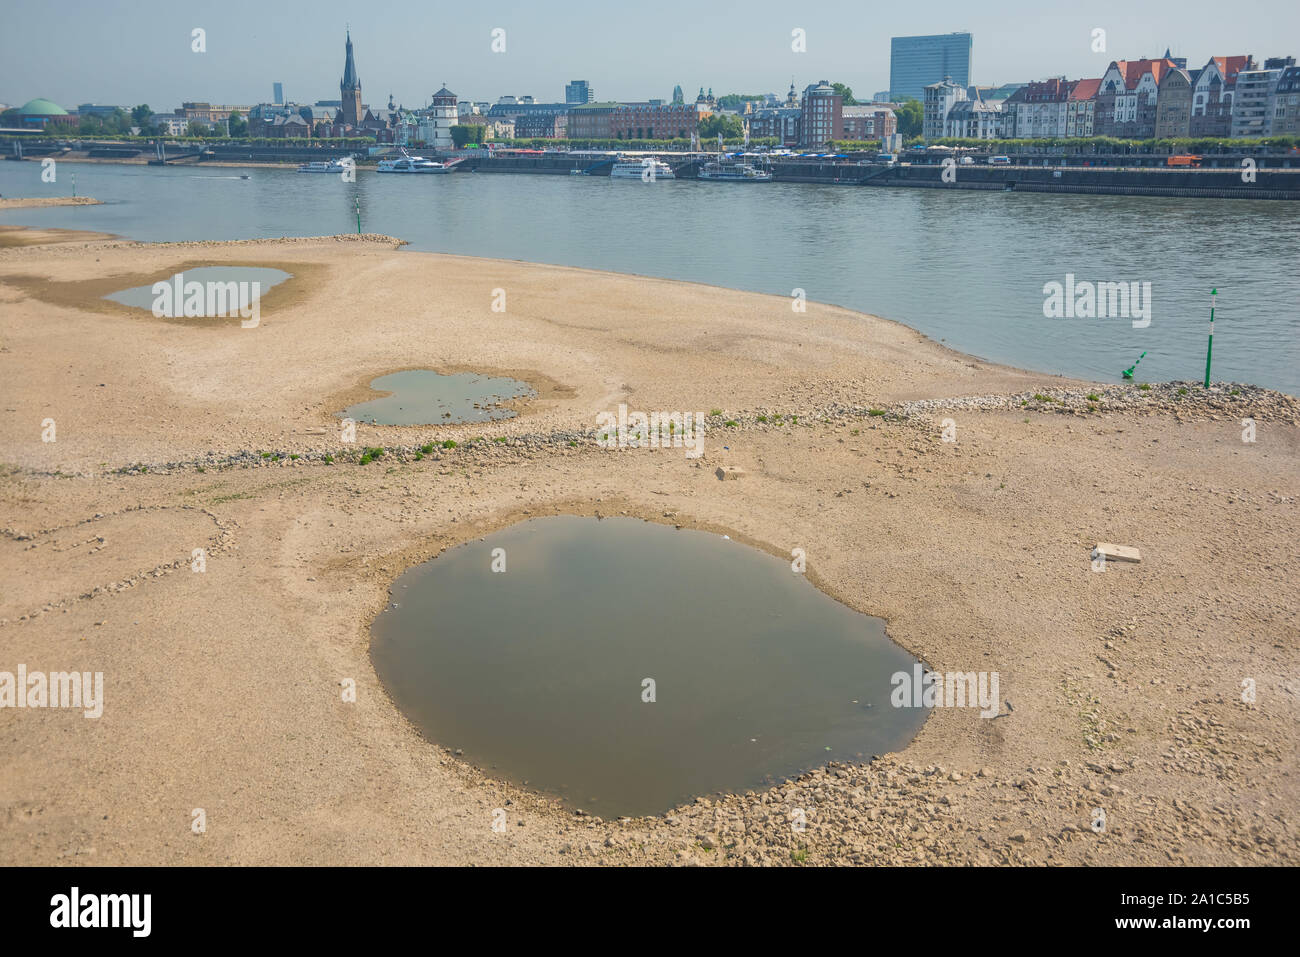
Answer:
460, 156, 1300, 197
459, 155, 886, 181
460, 154, 598, 175
874, 164, 1300, 199
1, 141, 361, 165
200, 144, 359, 163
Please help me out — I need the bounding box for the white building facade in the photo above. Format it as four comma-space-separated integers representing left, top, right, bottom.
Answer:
416, 85, 459, 149
923, 78, 966, 141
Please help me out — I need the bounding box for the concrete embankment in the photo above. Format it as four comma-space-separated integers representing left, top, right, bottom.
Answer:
458, 155, 1300, 198
870, 164, 1300, 200
9, 141, 1298, 197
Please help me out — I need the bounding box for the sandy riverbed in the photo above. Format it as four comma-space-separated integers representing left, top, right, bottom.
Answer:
1, 227, 1296, 866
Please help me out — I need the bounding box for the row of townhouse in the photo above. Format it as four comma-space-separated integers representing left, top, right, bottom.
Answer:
1098, 54, 1296, 139
923, 52, 1297, 142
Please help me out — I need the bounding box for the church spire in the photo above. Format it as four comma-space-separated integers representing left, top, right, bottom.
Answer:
339, 31, 363, 128
341, 30, 360, 92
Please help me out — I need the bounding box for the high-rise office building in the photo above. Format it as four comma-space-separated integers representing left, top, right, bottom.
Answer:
565, 80, 594, 105
273, 82, 284, 105
890, 32, 973, 102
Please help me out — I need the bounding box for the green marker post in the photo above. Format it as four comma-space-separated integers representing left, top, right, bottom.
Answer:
71, 172, 76, 198
355, 197, 361, 235
1203, 288, 1216, 388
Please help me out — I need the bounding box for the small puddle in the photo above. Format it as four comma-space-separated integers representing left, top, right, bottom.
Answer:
339, 369, 534, 425
104, 266, 291, 314
370, 516, 928, 817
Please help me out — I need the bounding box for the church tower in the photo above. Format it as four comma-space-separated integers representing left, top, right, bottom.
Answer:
340, 31, 363, 127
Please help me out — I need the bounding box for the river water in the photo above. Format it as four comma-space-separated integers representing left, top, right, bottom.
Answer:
3, 161, 1297, 393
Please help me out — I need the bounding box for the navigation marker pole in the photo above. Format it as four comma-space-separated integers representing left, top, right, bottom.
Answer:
1122, 351, 1146, 380
355, 196, 361, 235
71, 172, 76, 198
1203, 288, 1217, 388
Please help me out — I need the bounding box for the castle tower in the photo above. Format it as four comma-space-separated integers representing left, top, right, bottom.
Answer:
340, 31, 363, 127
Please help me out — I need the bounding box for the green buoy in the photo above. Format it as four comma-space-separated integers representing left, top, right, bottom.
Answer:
1204, 288, 1217, 388
1122, 351, 1146, 380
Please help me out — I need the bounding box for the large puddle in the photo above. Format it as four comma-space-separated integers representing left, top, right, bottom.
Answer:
370, 516, 928, 817
104, 266, 291, 314
339, 369, 534, 425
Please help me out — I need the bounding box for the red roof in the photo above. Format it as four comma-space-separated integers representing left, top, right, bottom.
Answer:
1109, 58, 1180, 89
1068, 78, 1101, 101
1207, 55, 1253, 83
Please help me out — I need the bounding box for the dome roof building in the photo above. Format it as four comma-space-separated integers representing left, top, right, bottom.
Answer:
16, 97, 75, 128
20, 98, 68, 115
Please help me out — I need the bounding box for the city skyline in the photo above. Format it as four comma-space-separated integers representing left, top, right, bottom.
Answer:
3, 0, 1297, 112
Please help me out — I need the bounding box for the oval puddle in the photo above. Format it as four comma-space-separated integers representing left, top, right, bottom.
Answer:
370, 516, 928, 818
104, 266, 291, 314
339, 369, 534, 425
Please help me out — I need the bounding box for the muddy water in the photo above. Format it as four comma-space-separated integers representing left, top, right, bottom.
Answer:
104, 266, 290, 313
370, 516, 927, 817
339, 370, 534, 425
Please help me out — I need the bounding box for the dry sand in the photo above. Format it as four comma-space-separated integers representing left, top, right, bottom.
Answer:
1, 228, 1296, 866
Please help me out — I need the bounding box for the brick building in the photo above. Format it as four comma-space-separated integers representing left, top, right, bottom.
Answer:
839, 105, 896, 141
799, 80, 841, 147
608, 102, 703, 139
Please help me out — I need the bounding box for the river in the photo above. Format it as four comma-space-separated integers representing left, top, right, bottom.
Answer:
3, 160, 1296, 393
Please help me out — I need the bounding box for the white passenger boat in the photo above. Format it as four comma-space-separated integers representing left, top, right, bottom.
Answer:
296, 159, 350, 173
609, 158, 675, 180
376, 153, 448, 173
698, 158, 773, 182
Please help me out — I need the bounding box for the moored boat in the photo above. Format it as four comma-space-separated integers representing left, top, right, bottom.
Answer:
698, 158, 773, 182
296, 159, 350, 173
376, 153, 448, 173
609, 158, 675, 180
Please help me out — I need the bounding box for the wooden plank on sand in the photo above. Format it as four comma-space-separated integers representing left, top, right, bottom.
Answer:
1092, 543, 1141, 563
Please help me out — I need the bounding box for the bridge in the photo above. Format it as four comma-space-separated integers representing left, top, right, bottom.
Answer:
147, 145, 211, 165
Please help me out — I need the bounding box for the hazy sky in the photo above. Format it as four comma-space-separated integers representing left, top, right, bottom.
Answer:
3, 0, 1296, 111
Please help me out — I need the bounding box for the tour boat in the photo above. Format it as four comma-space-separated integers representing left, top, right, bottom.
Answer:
296, 159, 350, 173
609, 159, 676, 180
376, 153, 448, 173
698, 158, 773, 182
